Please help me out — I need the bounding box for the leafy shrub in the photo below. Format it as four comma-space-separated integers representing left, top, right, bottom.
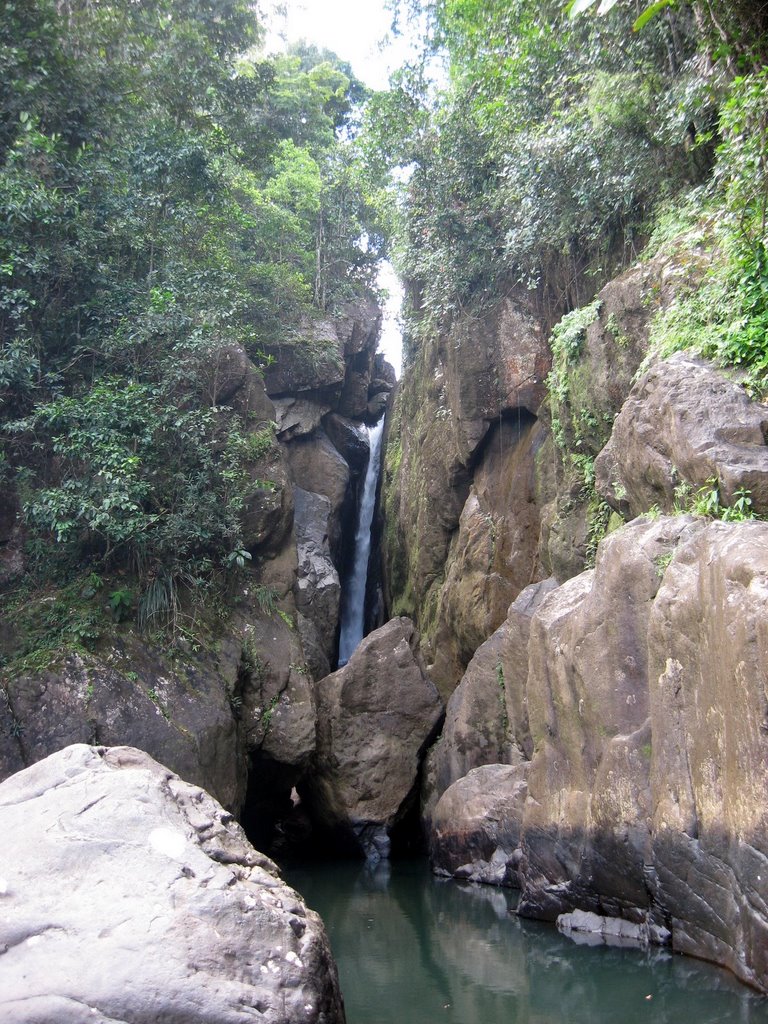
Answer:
645, 72, 768, 396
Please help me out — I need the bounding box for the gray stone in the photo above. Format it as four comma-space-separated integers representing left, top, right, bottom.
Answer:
430, 763, 529, 886
273, 396, 331, 440
323, 413, 370, 475
426, 416, 548, 696
240, 434, 294, 555
262, 319, 346, 397
0, 744, 345, 1024
297, 613, 332, 682
238, 612, 316, 773
3, 640, 244, 812
647, 520, 768, 991
286, 431, 352, 562
557, 909, 670, 948
293, 488, 341, 666
596, 353, 768, 518
305, 617, 444, 858
422, 578, 557, 827
519, 516, 705, 923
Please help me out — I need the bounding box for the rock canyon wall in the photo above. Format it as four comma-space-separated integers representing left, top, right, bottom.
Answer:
384, 249, 768, 992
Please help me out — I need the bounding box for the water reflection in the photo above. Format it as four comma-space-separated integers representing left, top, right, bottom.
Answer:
284, 860, 767, 1024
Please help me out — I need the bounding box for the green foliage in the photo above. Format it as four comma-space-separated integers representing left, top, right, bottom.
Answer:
654, 551, 674, 578
108, 588, 133, 623
551, 300, 602, 366
259, 693, 280, 734
585, 498, 613, 568
673, 476, 759, 522
0, 0, 385, 635
254, 585, 279, 616
147, 686, 170, 720
378, 0, 703, 342
2, 575, 104, 676
9, 379, 252, 583
567, 0, 768, 65
547, 299, 602, 451
277, 609, 296, 630
568, 0, 675, 33
690, 480, 757, 522
240, 636, 265, 680
137, 572, 179, 633
225, 548, 253, 572
644, 72, 768, 398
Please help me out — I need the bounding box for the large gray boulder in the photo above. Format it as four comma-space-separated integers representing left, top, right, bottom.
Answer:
286, 430, 352, 563
647, 520, 768, 991
0, 744, 345, 1024
596, 353, 768, 518
305, 617, 444, 860
519, 515, 706, 923
430, 763, 529, 886
3, 641, 244, 811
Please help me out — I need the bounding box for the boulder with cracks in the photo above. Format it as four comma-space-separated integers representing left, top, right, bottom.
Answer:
0, 744, 346, 1024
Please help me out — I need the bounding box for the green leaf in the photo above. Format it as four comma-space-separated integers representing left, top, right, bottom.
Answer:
633, 0, 674, 32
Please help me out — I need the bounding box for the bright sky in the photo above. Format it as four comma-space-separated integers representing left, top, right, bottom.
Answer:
264, 0, 413, 90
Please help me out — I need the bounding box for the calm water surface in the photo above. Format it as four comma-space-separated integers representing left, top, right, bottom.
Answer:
284, 859, 768, 1024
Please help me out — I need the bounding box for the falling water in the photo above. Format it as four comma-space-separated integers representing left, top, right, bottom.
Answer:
337, 416, 385, 666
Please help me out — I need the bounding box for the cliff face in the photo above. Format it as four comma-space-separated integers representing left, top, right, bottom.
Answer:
384, 246, 768, 991
382, 287, 550, 697
0, 299, 391, 836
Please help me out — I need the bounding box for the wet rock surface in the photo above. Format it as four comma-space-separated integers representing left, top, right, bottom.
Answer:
430, 763, 529, 886
304, 617, 444, 859
0, 744, 346, 1024
293, 488, 341, 670
428, 517, 768, 993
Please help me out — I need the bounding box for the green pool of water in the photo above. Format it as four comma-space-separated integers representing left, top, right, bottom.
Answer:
284, 859, 768, 1024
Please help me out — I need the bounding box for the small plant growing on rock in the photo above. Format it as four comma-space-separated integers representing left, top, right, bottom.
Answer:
254, 585, 278, 615
108, 588, 133, 623
655, 552, 674, 579
225, 548, 252, 571
674, 476, 759, 522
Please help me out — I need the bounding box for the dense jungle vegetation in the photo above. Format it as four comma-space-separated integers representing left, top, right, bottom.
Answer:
371, 0, 768, 394
0, 0, 384, 659
1, 0, 766, 665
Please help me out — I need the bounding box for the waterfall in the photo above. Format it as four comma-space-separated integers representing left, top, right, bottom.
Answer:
337, 416, 385, 666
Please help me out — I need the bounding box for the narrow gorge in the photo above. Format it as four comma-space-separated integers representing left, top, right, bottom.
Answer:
1, 0, 768, 1021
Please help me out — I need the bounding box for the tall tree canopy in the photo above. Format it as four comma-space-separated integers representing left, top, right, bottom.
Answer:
0, 0, 383, 615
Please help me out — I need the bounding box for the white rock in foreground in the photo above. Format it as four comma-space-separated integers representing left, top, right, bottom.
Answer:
0, 744, 345, 1024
